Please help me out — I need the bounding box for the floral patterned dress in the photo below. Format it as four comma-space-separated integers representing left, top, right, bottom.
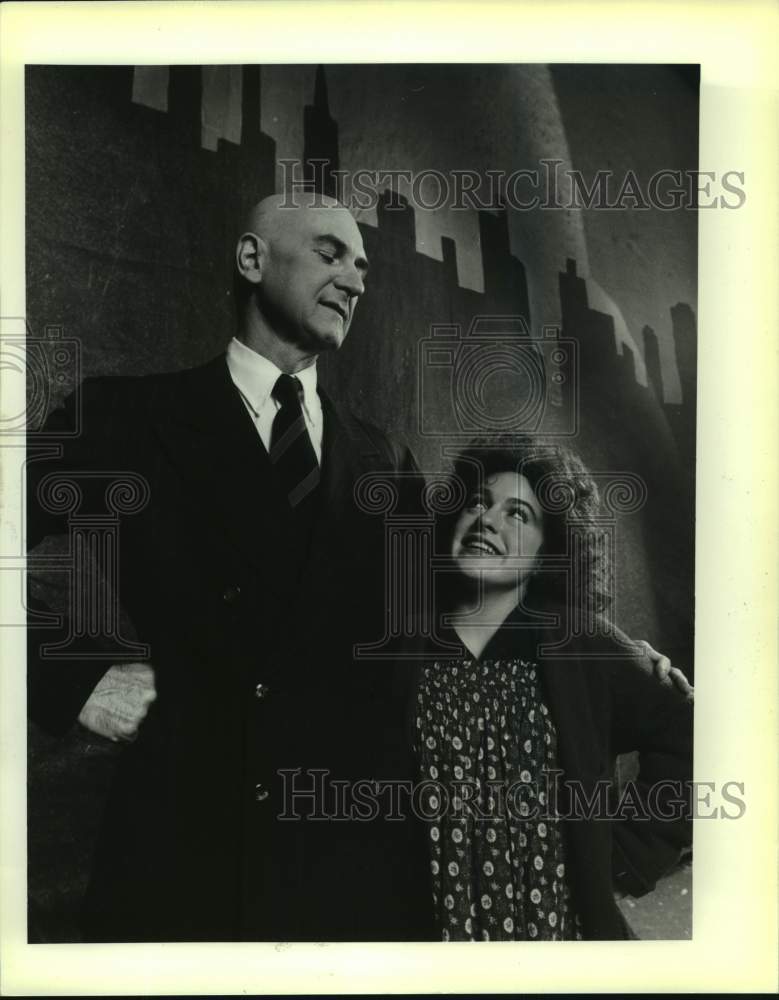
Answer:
414, 652, 583, 941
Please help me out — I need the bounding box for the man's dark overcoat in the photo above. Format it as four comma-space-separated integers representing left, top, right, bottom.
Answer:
28, 355, 436, 942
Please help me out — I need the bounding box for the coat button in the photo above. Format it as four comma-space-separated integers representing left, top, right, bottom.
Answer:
254, 683, 269, 700
222, 585, 241, 605
254, 783, 269, 802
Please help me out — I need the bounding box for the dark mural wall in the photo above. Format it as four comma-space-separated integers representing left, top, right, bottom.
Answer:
26, 63, 697, 939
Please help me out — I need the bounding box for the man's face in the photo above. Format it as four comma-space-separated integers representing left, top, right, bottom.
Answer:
451, 471, 544, 592
257, 206, 369, 354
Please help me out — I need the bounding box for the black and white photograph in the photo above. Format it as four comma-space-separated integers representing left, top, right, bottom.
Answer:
1, 2, 776, 995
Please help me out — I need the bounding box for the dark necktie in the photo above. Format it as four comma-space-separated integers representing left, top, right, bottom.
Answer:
270, 373, 320, 508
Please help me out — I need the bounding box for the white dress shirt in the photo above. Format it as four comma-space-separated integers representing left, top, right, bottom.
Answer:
225, 336, 323, 463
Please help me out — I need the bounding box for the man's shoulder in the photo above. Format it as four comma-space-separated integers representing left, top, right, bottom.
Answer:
40, 356, 229, 447
76, 355, 227, 412
325, 398, 417, 473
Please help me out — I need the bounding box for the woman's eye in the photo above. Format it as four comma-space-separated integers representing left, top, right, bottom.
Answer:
510, 508, 528, 522
317, 251, 336, 263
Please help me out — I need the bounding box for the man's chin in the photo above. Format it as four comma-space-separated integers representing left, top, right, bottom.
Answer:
310, 326, 347, 352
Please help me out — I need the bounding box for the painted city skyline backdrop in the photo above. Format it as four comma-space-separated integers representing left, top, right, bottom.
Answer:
132, 63, 698, 405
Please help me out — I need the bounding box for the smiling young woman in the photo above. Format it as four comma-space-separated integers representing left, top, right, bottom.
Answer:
412, 435, 692, 941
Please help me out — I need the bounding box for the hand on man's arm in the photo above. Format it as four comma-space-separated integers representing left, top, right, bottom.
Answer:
77, 662, 157, 742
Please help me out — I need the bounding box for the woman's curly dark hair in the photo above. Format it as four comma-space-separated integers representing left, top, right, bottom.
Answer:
437, 434, 612, 615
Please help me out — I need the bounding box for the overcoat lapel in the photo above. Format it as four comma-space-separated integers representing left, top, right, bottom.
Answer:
151, 355, 300, 592
305, 391, 362, 552
292, 389, 378, 623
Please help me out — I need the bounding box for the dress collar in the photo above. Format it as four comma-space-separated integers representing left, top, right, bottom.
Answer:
430, 603, 542, 664
476, 604, 544, 661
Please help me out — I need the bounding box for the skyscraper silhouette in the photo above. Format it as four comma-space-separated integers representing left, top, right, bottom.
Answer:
303, 66, 340, 198
643, 325, 664, 401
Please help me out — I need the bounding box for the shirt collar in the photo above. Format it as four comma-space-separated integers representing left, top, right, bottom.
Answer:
226, 336, 319, 416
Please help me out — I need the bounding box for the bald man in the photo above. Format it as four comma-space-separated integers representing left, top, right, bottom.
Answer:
77, 196, 373, 744
27, 194, 436, 942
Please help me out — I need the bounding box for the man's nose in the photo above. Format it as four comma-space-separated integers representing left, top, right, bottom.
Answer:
334, 261, 365, 298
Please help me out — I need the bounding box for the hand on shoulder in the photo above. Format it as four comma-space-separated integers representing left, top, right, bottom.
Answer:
633, 639, 694, 702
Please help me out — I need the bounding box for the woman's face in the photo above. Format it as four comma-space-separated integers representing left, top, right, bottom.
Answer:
451, 470, 544, 593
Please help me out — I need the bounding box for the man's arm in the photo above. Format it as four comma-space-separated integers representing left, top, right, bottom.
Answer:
27, 379, 156, 740
27, 609, 156, 741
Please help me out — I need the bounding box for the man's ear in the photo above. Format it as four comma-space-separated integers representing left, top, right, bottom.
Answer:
235, 232, 267, 285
